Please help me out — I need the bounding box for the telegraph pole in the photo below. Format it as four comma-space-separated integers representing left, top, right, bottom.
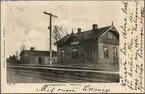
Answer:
43, 11, 57, 65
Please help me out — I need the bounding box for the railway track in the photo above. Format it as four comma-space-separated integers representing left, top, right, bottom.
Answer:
7, 65, 119, 74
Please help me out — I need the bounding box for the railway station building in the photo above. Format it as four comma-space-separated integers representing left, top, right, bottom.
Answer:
55, 23, 119, 71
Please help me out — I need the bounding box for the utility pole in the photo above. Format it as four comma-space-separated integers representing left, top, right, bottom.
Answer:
43, 11, 57, 65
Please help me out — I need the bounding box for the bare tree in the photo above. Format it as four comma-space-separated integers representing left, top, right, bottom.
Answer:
20, 44, 26, 52
53, 25, 67, 43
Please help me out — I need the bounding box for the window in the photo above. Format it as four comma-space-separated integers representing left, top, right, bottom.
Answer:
72, 48, 78, 59
108, 32, 113, 39
104, 46, 109, 59
87, 47, 93, 59
71, 37, 79, 45
72, 37, 77, 41
60, 50, 65, 61
113, 47, 118, 63
113, 47, 117, 56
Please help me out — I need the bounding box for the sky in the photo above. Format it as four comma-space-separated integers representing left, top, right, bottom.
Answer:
2, 1, 123, 57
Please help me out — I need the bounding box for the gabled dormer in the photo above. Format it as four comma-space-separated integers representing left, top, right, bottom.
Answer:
98, 25, 119, 45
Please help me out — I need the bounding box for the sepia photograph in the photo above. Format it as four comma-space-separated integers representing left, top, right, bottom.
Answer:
1, 0, 144, 93
5, 1, 120, 83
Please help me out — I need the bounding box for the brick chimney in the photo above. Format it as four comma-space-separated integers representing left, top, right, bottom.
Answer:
30, 47, 34, 51
78, 28, 81, 33
92, 24, 98, 30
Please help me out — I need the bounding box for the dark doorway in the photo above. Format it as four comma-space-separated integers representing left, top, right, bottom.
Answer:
39, 57, 42, 64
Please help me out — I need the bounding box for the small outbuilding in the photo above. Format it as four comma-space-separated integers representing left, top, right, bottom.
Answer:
20, 47, 57, 65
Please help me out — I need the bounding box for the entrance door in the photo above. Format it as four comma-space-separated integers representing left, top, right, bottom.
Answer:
39, 57, 45, 64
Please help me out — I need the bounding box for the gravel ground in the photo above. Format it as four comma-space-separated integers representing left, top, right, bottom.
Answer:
7, 71, 57, 83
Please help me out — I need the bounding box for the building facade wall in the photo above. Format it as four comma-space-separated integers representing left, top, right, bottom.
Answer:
57, 40, 98, 64
20, 55, 57, 64
98, 42, 119, 63
20, 56, 29, 64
